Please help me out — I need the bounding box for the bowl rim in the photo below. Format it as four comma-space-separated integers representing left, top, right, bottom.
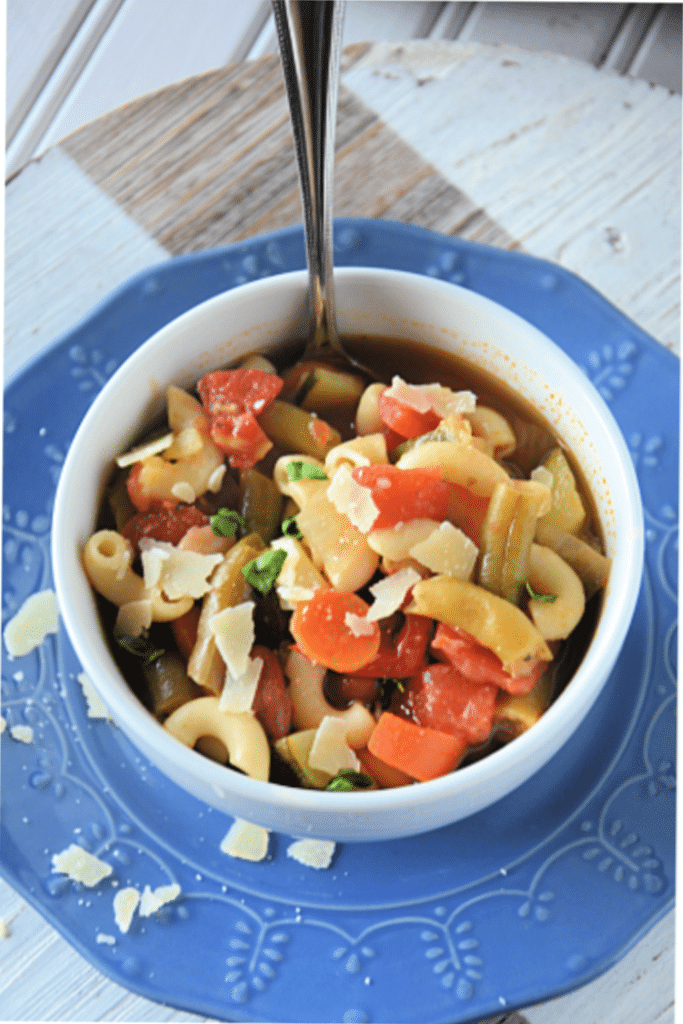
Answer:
51, 266, 644, 826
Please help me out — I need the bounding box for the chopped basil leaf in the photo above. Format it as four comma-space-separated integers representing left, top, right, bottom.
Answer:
210, 508, 245, 537
115, 633, 165, 664
282, 516, 303, 539
286, 460, 328, 482
526, 581, 557, 603
243, 548, 288, 595
326, 769, 374, 792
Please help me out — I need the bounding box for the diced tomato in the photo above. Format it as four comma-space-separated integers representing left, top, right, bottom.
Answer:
290, 590, 381, 673
352, 464, 452, 530
378, 389, 441, 440
251, 645, 292, 742
431, 624, 548, 695
368, 711, 468, 782
391, 663, 497, 744
348, 614, 433, 679
170, 605, 201, 660
197, 369, 283, 418
445, 483, 490, 547
209, 410, 273, 469
197, 369, 283, 470
121, 503, 209, 550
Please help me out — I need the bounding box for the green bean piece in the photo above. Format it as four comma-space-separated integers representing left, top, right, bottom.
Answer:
256, 399, 341, 460
107, 468, 137, 531
144, 652, 202, 720
478, 481, 546, 605
239, 468, 283, 543
534, 520, 611, 599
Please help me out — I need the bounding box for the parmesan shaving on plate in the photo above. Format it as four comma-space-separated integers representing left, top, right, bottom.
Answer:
220, 819, 270, 862
286, 838, 336, 870
77, 672, 111, 720
384, 376, 476, 419
327, 464, 379, 533
139, 883, 181, 917
139, 539, 223, 600
52, 844, 113, 887
9, 724, 34, 744
3, 590, 59, 658
96, 933, 116, 945
308, 716, 361, 775
113, 887, 140, 933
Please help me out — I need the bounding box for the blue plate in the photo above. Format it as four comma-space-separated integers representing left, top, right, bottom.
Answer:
2, 220, 676, 1024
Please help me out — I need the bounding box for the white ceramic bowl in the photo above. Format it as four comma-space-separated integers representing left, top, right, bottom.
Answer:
52, 268, 643, 843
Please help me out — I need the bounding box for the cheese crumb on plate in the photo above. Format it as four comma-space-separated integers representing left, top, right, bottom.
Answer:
51, 844, 113, 887
286, 838, 336, 870
113, 887, 140, 933
220, 819, 270, 862
3, 590, 59, 658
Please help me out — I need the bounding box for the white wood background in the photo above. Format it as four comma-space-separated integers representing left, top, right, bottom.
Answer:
3, 4, 680, 1024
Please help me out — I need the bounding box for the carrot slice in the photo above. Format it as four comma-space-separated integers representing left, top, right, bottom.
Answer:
368, 712, 468, 782
290, 590, 381, 673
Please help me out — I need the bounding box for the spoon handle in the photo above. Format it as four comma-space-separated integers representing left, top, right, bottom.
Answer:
272, 0, 345, 355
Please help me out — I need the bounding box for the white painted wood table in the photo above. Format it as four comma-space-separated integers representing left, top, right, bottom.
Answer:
2, 40, 678, 1024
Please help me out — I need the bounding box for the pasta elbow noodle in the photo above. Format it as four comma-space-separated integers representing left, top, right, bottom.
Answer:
397, 440, 509, 497
83, 530, 193, 622
527, 544, 585, 641
324, 433, 388, 475
285, 649, 375, 748
355, 382, 385, 436
164, 696, 270, 781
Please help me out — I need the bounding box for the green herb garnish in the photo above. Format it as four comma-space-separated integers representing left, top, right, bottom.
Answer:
326, 769, 375, 792
115, 633, 165, 664
282, 516, 303, 539
526, 581, 557, 603
286, 460, 328, 482
242, 548, 288, 595
210, 508, 245, 537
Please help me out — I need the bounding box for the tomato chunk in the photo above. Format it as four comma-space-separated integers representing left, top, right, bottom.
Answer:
391, 663, 497, 744
368, 712, 468, 782
378, 390, 441, 440
197, 369, 283, 469
348, 614, 433, 679
352, 464, 452, 530
251, 645, 293, 742
197, 369, 283, 418
431, 624, 548, 695
122, 504, 209, 551
290, 590, 381, 673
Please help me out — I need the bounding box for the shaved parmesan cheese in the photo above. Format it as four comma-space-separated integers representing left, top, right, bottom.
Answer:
366, 566, 422, 621
115, 599, 153, 638
308, 716, 361, 775
220, 819, 270, 862
286, 838, 336, 870
271, 537, 327, 611
207, 464, 227, 492
4, 590, 59, 658
139, 882, 181, 917
77, 672, 111, 720
170, 482, 196, 504
385, 377, 476, 419
164, 425, 203, 460
139, 539, 222, 600
209, 601, 255, 678
113, 887, 140, 933
218, 654, 263, 714
345, 612, 377, 638
9, 725, 34, 744
96, 933, 116, 945
327, 464, 379, 533
52, 844, 113, 887
409, 521, 479, 579
116, 432, 174, 467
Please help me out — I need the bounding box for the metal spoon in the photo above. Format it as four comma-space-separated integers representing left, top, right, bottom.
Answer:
272, 0, 371, 376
